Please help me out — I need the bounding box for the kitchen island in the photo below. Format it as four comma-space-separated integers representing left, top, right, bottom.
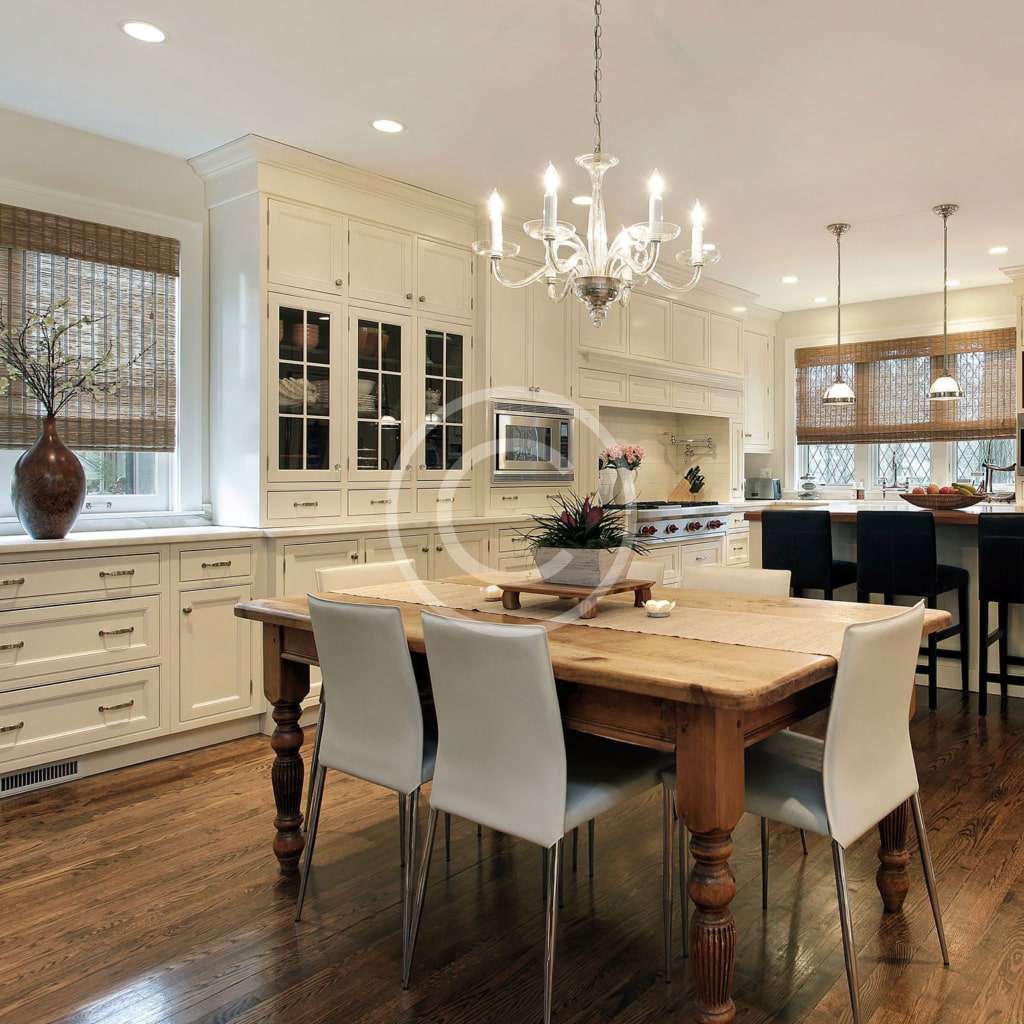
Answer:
744, 500, 1023, 700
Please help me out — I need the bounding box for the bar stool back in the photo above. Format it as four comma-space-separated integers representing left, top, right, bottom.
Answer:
977, 513, 1024, 715
761, 510, 856, 598
855, 511, 969, 710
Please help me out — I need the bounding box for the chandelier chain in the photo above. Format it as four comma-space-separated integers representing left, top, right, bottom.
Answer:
593, 0, 603, 153
836, 228, 842, 372
942, 210, 949, 369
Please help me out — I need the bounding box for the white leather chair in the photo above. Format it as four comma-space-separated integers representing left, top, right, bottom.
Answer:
404, 613, 674, 1019
681, 564, 791, 597
745, 602, 948, 1022
295, 594, 436, 982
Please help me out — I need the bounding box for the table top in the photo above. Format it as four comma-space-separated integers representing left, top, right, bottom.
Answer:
744, 500, 1021, 526
237, 587, 950, 712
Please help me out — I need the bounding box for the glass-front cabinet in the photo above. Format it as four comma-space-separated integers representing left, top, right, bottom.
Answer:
348, 308, 413, 481
268, 294, 341, 482
419, 321, 469, 480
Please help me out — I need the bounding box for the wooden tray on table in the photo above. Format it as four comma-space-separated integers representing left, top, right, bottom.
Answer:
498, 578, 657, 620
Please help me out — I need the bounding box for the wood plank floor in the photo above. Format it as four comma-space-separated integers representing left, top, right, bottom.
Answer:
3, 687, 1023, 1024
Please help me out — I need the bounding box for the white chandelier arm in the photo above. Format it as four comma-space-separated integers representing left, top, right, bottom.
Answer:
543, 234, 590, 276
644, 263, 704, 295
490, 258, 551, 290
609, 238, 661, 278
546, 274, 576, 302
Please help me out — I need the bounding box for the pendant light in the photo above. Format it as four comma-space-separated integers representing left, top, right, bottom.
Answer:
821, 222, 855, 405
928, 203, 963, 402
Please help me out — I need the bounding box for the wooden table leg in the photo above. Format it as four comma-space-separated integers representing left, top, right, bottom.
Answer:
501, 590, 521, 612
263, 625, 312, 876
677, 705, 745, 1024
877, 800, 912, 913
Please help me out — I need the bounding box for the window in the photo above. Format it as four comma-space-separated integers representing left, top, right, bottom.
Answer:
875, 442, 933, 487
954, 438, 1016, 489
799, 444, 856, 486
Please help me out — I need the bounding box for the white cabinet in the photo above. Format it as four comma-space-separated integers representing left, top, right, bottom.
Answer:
418, 320, 470, 480
709, 386, 743, 418
627, 293, 672, 362
416, 239, 473, 320
365, 532, 432, 578
282, 539, 362, 592
730, 420, 745, 499
433, 528, 491, 578
672, 304, 710, 369
267, 199, 345, 295
178, 585, 254, 724
347, 220, 414, 307
679, 540, 724, 570
743, 330, 774, 452
578, 302, 626, 356
709, 314, 743, 376
530, 290, 569, 397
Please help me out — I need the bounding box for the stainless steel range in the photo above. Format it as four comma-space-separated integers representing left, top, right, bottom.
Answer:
607, 500, 733, 544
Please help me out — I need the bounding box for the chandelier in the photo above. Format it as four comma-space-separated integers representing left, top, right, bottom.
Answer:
472, 0, 721, 326
927, 203, 963, 401
821, 222, 855, 405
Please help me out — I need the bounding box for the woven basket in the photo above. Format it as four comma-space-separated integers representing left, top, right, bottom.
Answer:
899, 492, 985, 510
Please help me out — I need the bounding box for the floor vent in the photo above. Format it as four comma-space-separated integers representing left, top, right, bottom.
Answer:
1, 758, 80, 798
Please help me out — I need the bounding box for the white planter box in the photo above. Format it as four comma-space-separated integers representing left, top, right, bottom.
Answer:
533, 546, 635, 587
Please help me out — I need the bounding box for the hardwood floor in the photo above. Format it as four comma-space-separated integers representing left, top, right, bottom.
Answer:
3, 687, 1023, 1024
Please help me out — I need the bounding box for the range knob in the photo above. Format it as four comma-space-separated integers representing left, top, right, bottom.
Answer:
685, 520, 703, 532
666, 523, 679, 534
639, 525, 658, 537
707, 519, 725, 529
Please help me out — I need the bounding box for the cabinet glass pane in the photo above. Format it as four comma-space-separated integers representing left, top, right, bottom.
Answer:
358, 372, 378, 419
358, 320, 379, 369
425, 330, 444, 376
305, 310, 331, 365
355, 317, 405, 472
306, 419, 329, 470
446, 333, 463, 378
381, 424, 401, 471
446, 426, 463, 470
278, 418, 303, 471
381, 323, 402, 372
357, 421, 378, 470
445, 379, 463, 423
307, 366, 330, 417
278, 306, 304, 361
424, 425, 443, 470
421, 328, 466, 473
278, 363, 305, 413
425, 380, 442, 420
381, 374, 402, 419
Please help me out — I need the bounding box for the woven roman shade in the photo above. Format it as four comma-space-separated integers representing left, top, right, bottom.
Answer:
795, 328, 1015, 444
0, 204, 179, 452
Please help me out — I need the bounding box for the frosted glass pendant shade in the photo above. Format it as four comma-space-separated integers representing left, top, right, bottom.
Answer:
822, 378, 856, 405
927, 374, 963, 401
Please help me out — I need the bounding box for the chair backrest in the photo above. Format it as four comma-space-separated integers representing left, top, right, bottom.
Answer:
822, 601, 924, 848
681, 564, 791, 597
421, 612, 568, 848
314, 558, 416, 592
856, 511, 937, 596
629, 555, 667, 586
761, 510, 834, 590
308, 595, 425, 795
978, 513, 1024, 604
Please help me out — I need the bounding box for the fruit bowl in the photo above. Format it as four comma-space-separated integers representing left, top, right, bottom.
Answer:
899, 491, 986, 510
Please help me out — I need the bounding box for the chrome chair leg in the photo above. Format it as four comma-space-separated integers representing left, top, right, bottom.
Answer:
543, 838, 563, 1024
398, 793, 407, 868
403, 805, 438, 989
831, 840, 862, 1024
588, 818, 595, 878
295, 763, 327, 922
444, 812, 451, 862
661, 783, 673, 982
800, 829, 808, 856
760, 817, 769, 910
910, 792, 950, 966
400, 790, 419, 974
303, 698, 325, 832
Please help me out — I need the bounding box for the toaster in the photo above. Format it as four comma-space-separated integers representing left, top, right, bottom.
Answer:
744, 477, 782, 500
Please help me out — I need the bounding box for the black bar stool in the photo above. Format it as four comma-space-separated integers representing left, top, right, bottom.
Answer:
761, 509, 856, 599
855, 511, 968, 710
977, 513, 1024, 716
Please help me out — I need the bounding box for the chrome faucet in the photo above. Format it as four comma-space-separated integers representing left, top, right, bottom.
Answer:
881, 454, 909, 496
982, 461, 1016, 496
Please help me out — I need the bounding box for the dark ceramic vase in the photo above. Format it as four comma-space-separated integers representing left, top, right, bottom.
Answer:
12, 417, 86, 539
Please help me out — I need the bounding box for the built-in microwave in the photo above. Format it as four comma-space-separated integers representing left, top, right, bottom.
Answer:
492, 401, 574, 482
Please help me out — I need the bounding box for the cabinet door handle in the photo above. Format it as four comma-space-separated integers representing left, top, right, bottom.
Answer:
334, 278, 344, 287
0, 641, 24, 651
293, 501, 319, 508
182, 606, 193, 615
418, 295, 426, 303
201, 560, 232, 569
98, 699, 134, 713
0, 577, 25, 587
421, 546, 430, 553
435, 546, 443, 552
99, 569, 135, 579
436, 497, 455, 504
98, 627, 135, 638
0, 720, 24, 733
350, 552, 359, 561
370, 498, 392, 505
405, 292, 413, 300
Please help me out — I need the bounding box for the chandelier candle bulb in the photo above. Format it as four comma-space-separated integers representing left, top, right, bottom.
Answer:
487, 190, 504, 254
543, 164, 559, 235
647, 170, 665, 233
690, 201, 705, 264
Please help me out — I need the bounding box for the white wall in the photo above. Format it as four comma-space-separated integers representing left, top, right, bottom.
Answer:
0, 106, 208, 511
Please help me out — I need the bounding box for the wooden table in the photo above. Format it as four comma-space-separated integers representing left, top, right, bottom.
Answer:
235, 589, 950, 1024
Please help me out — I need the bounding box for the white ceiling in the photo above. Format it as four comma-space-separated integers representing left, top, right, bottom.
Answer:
3, 0, 1023, 311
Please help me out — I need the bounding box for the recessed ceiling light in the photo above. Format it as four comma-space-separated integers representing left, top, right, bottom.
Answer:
814, 296, 828, 303
989, 245, 1009, 255
571, 195, 592, 206
372, 119, 404, 133
121, 20, 165, 42
781, 275, 798, 284
731, 305, 747, 314
946, 278, 960, 287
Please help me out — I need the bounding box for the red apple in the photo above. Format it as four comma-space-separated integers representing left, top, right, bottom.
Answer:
927, 483, 940, 495
939, 485, 955, 494
912, 486, 926, 495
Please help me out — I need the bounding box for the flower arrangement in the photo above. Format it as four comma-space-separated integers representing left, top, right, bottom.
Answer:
599, 443, 645, 470
525, 492, 648, 552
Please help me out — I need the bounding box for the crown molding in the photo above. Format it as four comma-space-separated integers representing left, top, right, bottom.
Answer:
1000, 263, 1024, 281
578, 347, 744, 392
784, 312, 1016, 349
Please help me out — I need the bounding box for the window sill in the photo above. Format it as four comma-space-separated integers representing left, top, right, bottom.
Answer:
0, 510, 211, 537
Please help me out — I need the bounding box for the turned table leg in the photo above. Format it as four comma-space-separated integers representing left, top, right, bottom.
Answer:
877, 800, 912, 913
263, 625, 312, 876
678, 705, 745, 1024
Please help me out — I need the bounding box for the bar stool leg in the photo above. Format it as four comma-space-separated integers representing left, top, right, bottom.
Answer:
926, 594, 938, 710
857, 588, 870, 604
958, 584, 970, 695
999, 601, 1010, 703
824, 588, 834, 601
979, 599, 989, 717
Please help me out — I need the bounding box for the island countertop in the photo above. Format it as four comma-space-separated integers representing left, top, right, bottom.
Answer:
743, 499, 1022, 526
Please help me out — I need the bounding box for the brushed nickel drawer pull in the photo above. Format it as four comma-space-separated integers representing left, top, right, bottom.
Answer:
201, 560, 232, 568
0, 641, 25, 651
99, 569, 136, 579
98, 700, 134, 713
293, 501, 319, 508
350, 553, 359, 561
501, 495, 519, 501
545, 493, 560, 499
98, 627, 135, 638
0, 577, 25, 586
370, 498, 392, 505
436, 497, 455, 504
0, 721, 24, 733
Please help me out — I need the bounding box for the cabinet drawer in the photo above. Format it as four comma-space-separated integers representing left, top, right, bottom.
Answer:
578, 368, 626, 403
0, 595, 160, 691
283, 540, 361, 594
633, 546, 680, 585
728, 511, 749, 531
267, 489, 343, 520
0, 552, 160, 606
628, 375, 671, 408
179, 546, 253, 583
489, 487, 564, 513
348, 489, 413, 517
672, 382, 709, 412
497, 555, 537, 574
726, 533, 750, 565
416, 487, 473, 516
709, 387, 743, 417
678, 540, 724, 570
0, 666, 161, 766
498, 527, 532, 554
